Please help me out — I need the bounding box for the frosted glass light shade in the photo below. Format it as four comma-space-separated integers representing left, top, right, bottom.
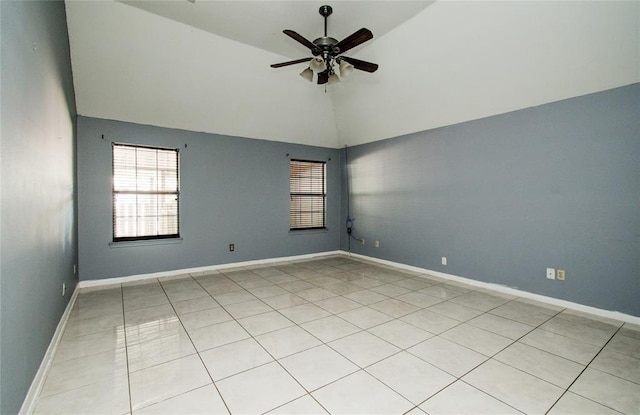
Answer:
339, 61, 354, 77
300, 67, 313, 82
309, 57, 327, 73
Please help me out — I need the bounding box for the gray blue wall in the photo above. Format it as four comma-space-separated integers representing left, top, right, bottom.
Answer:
342, 84, 640, 317
0, 1, 77, 413
77, 117, 342, 281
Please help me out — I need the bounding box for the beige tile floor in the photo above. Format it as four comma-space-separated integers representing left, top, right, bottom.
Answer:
33, 256, 640, 414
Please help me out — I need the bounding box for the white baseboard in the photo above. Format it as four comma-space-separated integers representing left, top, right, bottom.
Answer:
19, 286, 80, 415
345, 251, 640, 325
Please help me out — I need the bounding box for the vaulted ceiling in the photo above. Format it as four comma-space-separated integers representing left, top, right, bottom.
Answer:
65, 1, 639, 148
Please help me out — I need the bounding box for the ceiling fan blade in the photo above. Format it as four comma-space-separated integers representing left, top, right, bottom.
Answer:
283, 30, 318, 52
334, 28, 373, 54
317, 70, 329, 84
340, 56, 379, 73
270, 58, 312, 68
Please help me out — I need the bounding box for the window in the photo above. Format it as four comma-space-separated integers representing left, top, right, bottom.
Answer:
112, 143, 180, 242
290, 159, 326, 230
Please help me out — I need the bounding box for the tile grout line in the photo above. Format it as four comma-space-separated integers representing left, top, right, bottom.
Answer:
120, 282, 134, 415
160, 275, 234, 415
544, 324, 626, 415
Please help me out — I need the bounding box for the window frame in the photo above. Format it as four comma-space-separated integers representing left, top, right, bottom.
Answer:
111, 142, 181, 243
289, 159, 327, 231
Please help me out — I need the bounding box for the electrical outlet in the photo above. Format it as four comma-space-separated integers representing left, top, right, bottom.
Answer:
374, 240, 380, 248
546, 268, 556, 280
441, 257, 447, 266
229, 243, 235, 252
62, 282, 66, 297
361, 239, 365, 246
557, 270, 566, 281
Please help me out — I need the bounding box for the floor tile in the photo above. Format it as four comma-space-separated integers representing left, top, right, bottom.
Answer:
296, 287, 339, 302
520, 328, 601, 364
280, 345, 359, 391
395, 291, 444, 308
428, 301, 484, 322
408, 337, 487, 377
55, 328, 126, 362
547, 391, 620, 415
467, 313, 533, 340
590, 348, 640, 383
420, 380, 520, 415
540, 314, 616, 347
401, 309, 461, 334
34, 375, 130, 415
370, 283, 412, 297
494, 341, 585, 388
255, 325, 322, 359
124, 304, 177, 327
188, 320, 250, 351
440, 323, 513, 356
178, 306, 232, 331
329, 331, 400, 368
450, 291, 511, 312
570, 367, 640, 414
216, 362, 306, 414
267, 394, 327, 414
212, 290, 256, 305
247, 284, 289, 299
127, 329, 196, 372
369, 298, 420, 318
300, 315, 361, 343
368, 320, 433, 349
367, 352, 455, 404
279, 303, 331, 324
237, 310, 294, 336
262, 293, 308, 309
604, 332, 640, 359
200, 338, 273, 381
277, 280, 317, 293
124, 293, 170, 312
418, 285, 465, 300
314, 296, 362, 314
343, 289, 389, 305
40, 348, 128, 397
463, 359, 564, 414
134, 385, 229, 414
224, 298, 273, 319
312, 370, 413, 414
64, 313, 124, 338
337, 306, 394, 329
489, 299, 560, 326
129, 354, 211, 411
171, 296, 219, 315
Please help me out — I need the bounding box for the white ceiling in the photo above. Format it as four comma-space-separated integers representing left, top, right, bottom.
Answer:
121, 1, 434, 60
65, 1, 639, 148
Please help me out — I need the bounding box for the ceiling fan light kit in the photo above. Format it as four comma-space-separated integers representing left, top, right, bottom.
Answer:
271, 4, 379, 86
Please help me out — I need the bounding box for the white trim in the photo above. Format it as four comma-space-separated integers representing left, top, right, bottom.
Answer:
345, 252, 640, 325
78, 251, 344, 289
19, 287, 80, 415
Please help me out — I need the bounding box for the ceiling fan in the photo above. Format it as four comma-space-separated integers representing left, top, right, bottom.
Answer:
271, 5, 379, 85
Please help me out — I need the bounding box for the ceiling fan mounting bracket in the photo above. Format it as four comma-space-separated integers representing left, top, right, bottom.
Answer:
319, 5, 333, 18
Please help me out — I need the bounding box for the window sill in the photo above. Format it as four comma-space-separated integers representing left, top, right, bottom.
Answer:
289, 228, 329, 235
109, 238, 183, 248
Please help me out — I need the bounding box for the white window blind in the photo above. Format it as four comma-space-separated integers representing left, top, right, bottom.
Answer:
290, 159, 326, 230
112, 143, 180, 241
